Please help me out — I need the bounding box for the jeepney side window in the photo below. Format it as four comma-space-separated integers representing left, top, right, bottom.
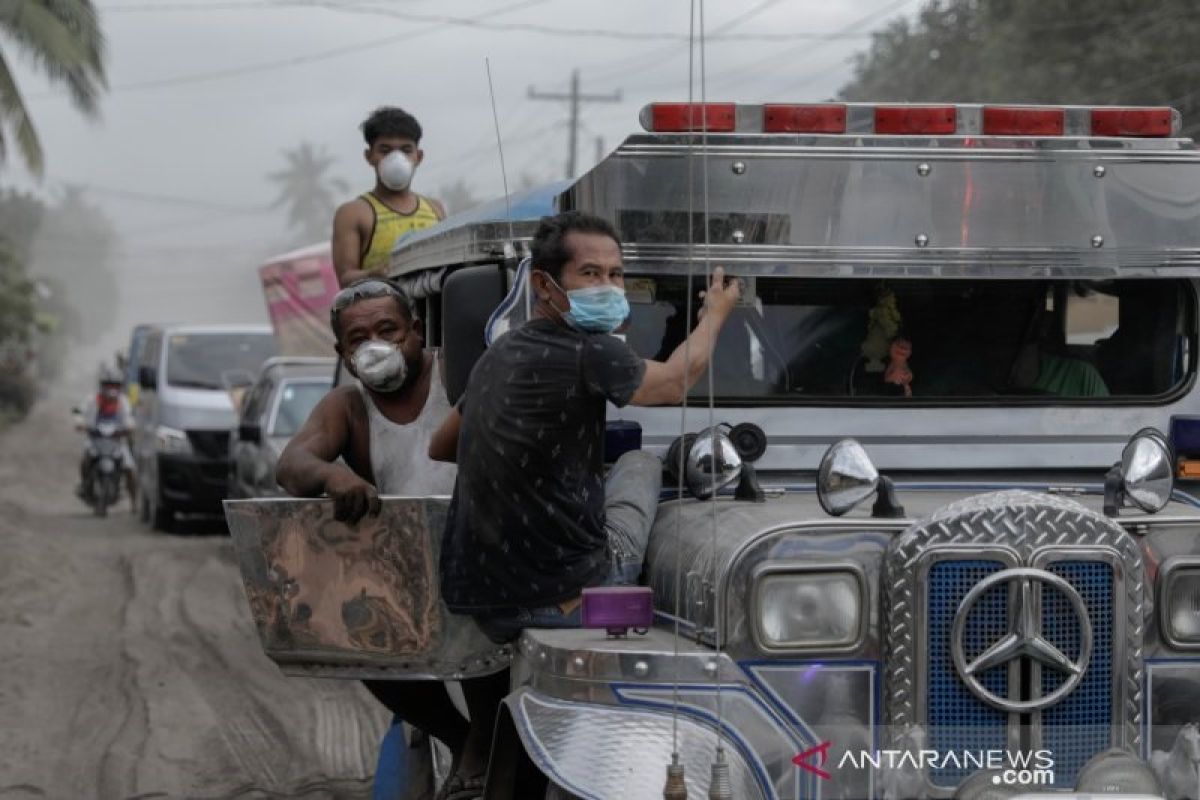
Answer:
621, 276, 1194, 404
1065, 290, 1119, 346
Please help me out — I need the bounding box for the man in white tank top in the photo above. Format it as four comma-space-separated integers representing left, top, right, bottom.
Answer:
277, 279, 465, 796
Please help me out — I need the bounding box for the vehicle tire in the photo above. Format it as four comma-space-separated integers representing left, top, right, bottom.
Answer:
148, 489, 175, 533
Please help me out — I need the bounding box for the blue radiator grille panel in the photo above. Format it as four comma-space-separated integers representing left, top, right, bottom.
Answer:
927, 560, 1010, 787
1039, 561, 1113, 787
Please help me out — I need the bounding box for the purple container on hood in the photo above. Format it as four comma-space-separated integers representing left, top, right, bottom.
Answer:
581, 586, 654, 636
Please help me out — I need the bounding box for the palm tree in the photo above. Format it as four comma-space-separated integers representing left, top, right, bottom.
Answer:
268, 142, 349, 243
0, 1, 107, 176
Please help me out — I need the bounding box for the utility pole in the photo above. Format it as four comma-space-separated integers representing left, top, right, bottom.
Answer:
528, 69, 621, 179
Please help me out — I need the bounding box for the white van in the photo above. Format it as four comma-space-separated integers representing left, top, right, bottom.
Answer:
134, 324, 276, 531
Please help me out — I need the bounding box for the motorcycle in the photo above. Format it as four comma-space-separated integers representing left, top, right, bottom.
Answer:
83, 420, 126, 517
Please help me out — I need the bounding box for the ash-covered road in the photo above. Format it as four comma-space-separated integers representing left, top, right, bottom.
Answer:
0, 389, 389, 799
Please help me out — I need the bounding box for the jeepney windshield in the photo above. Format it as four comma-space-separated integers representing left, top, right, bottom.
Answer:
622, 277, 1194, 403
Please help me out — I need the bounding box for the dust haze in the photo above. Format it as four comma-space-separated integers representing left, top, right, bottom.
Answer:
2, 0, 893, 360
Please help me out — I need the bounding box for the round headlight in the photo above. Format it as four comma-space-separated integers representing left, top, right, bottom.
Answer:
1121, 427, 1174, 513
1075, 749, 1161, 795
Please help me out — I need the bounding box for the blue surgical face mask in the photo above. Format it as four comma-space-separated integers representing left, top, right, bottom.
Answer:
545, 275, 630, 334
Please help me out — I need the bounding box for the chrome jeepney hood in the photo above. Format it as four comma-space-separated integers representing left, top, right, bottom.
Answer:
643, 486, 1200, 643
645, 491, 907, 641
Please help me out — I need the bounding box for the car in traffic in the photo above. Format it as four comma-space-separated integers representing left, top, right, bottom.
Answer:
121, 323, 159, 410
134, 323, 277, 531
229, 356, 335, 499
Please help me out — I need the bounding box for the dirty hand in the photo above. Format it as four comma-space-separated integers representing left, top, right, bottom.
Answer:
697, 266, 741, 320
324, 466, 381, 524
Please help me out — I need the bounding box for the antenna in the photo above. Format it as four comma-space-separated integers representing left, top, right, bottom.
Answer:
485, 57, 527, 317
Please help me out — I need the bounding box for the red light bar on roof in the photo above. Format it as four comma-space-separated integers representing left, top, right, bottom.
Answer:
763, 104, 847, 133
1090, 107, 1174, 137
646, 102, 736, 133
983, 106, 1065, 136
874, 105, 956, 135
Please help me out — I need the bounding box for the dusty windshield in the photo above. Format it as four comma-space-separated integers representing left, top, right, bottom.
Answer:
624, 277, 1193, 402
166, 333, 278, 391
270, 380, 331, 438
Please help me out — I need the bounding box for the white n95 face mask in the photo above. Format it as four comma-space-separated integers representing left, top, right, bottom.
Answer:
378, 151, 415, 191
352, 340, 407, 392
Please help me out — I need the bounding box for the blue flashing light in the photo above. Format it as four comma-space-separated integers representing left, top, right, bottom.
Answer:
1170, 416, 1200, 458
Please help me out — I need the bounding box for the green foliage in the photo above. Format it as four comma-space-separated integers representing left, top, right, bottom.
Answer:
0, 186, 115, 367
0, 188, 43, 259
840, 0, 1200, 135
268, 142, 349, 243
0, 238, 39, 422
0, 0, 107, 176
0, 243, 35, 343
29, 186, 117, 340
0, 190, 42, 345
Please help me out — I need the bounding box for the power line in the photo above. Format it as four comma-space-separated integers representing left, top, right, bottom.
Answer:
581, 0, 791, 83
32, 0, 548, 98
710, 0, 920, 94
528, 70, 622, 178
101, 0, 872, 41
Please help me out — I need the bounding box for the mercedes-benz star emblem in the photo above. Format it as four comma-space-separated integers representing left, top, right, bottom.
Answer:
950, 567, 1092, 713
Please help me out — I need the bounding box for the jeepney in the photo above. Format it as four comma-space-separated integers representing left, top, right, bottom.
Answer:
226, 102, 1200, 799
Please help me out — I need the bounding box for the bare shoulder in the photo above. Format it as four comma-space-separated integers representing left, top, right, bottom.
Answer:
427, 196, 448, 220
323, 383, 364, 414
334, 196, 373, 228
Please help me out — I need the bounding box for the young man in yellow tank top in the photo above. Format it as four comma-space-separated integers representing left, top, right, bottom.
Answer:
332, 106, 447, 287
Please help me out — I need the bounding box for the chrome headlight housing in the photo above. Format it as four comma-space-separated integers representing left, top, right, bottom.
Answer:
155, 425, 193, 456
1121, 427, 1174, 513
1160, 558, 1200, 648
753, 564, 866, 652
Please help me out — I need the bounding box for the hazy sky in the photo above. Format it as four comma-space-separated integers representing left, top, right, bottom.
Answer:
2, 0, 921, 330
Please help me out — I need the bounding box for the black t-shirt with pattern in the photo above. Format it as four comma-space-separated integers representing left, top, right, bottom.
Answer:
440, 318, 646, 613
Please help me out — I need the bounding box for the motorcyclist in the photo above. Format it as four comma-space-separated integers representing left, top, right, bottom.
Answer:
76, 366, 137, 511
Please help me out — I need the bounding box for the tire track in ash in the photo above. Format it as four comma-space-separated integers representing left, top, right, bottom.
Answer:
97, 553, 152, 799
160, 551, 291, 787
171, 549, 386, 793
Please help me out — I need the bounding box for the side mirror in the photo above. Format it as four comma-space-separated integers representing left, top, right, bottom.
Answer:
817, 439, 905, 518
138, 366, 156, 390
1105, 427, 1174, 516
238, 423, 262, 444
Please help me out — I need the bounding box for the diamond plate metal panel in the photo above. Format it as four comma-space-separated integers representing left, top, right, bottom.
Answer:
883, 490, 1146, 760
